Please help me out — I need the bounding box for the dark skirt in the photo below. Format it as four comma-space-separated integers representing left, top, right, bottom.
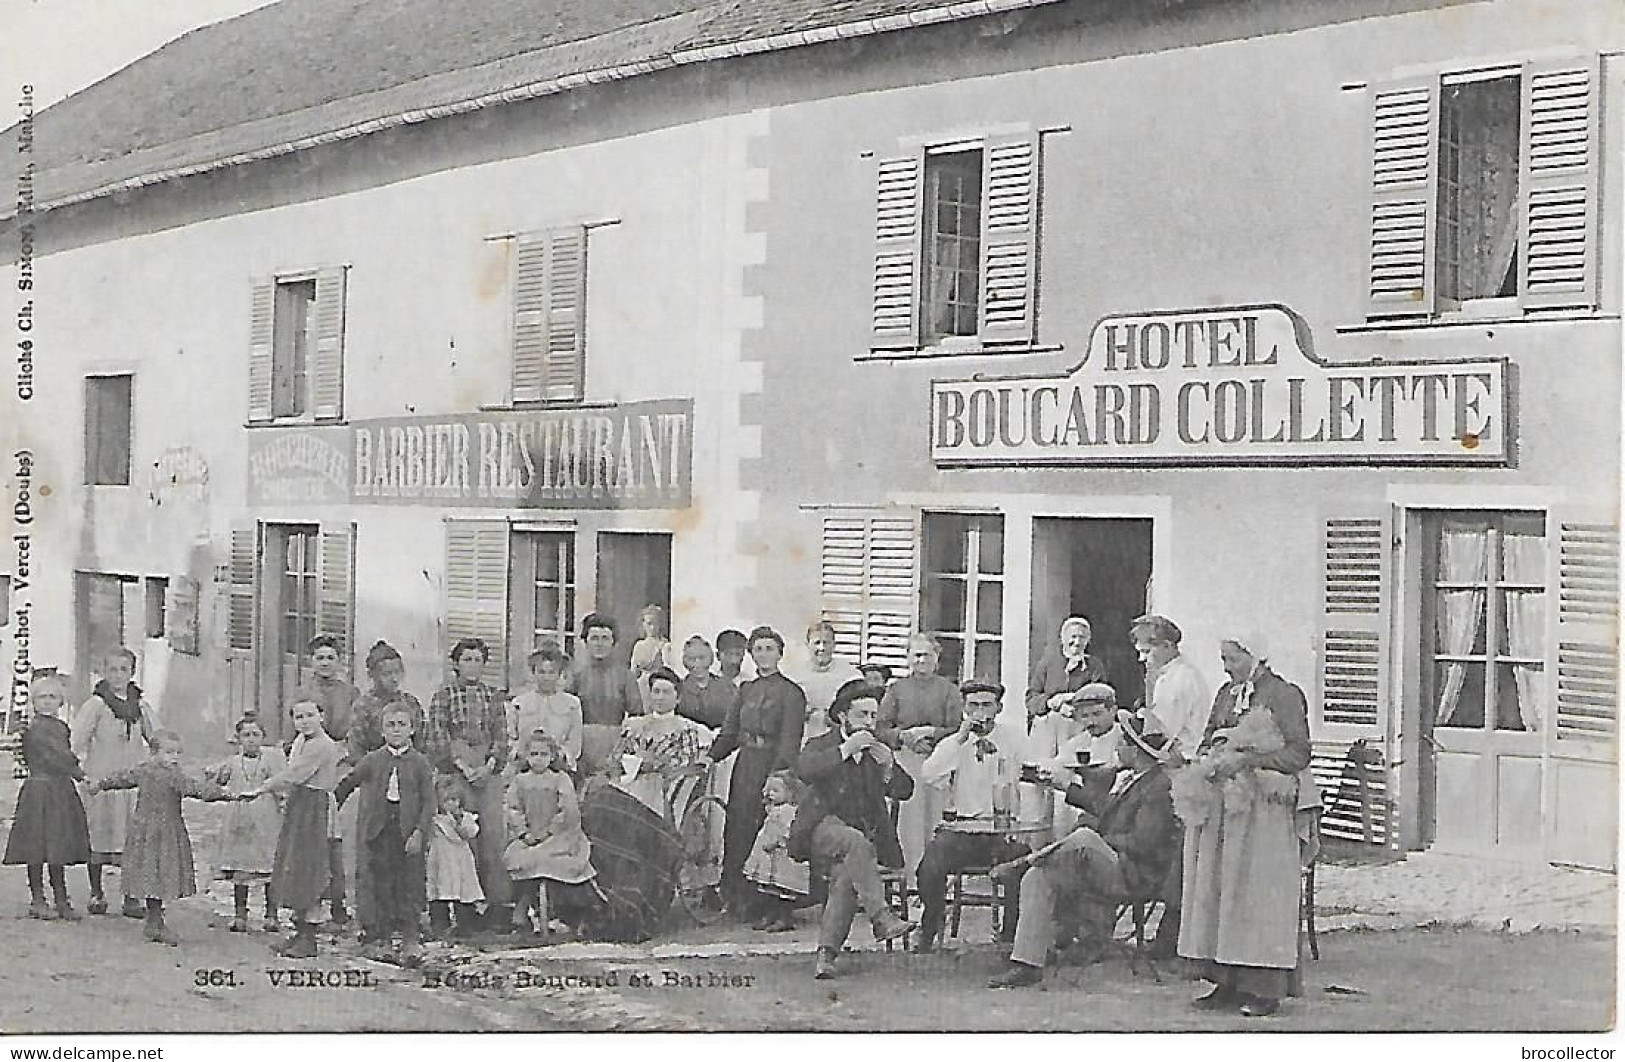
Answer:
721, 747, 772, 886
271, 787, 331, 916
579, 781, 680, 942
3, 776, 91, 866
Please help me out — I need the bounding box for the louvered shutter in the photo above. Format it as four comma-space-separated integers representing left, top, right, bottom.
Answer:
512, 235, 548, 404
1318, 513, 1391, 737
977, 132, 1041, 346
820, 511, 919, 671
1366, 78, 1438, 319
310, 267, 347, 421
247, 279, 275, 423
1519, 57, 1600, 311
870, 151, 925, 351
445, 521, 511, 687
316, 523, 356, 678
512, 227, 587, 405
225, 523, 261, 724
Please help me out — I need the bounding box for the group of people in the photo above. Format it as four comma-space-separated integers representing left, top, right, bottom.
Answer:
3, 607, 1317, 1016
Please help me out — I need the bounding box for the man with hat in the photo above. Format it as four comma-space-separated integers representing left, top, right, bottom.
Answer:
1040, 682, 1124, 833
987, 711, 1180, 988
789, 679, 918, 980
911, 680, 1032, 953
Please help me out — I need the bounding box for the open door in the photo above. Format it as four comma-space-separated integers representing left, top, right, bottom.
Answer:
596, 533, 673, 668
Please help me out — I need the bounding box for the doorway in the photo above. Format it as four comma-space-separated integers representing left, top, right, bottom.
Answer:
595, 532, 673, 668
1029, 518, 1154, 708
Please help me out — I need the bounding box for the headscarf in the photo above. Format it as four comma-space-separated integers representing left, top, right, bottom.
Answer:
1060, 616, 1092, 668
1221, 632, 1271, 715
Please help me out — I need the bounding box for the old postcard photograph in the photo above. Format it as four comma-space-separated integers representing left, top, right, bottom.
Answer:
0, 0, 1618, 1043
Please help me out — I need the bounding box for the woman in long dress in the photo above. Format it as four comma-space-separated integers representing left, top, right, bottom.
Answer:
1176, 632, 1311, 1018
71, 647, 155, 917
877, 634, 963, 887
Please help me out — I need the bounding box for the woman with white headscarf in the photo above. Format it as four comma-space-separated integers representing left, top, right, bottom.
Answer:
1176, 632, 1311, 1018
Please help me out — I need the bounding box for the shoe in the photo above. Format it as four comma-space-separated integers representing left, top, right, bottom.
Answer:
229, 916, 249, 933
1193, 984, 1240, 1011
87, 896, 108, 916
988, 962, 1044, 989
122, 897, 144, 919
27, 899, 50, 920
55, 903, 83, 922
813, 950, 838, 980
1239, 995, 1281, 1018
275, 930, 318, 959
871, 910, 915, 944
143, 916, 178, 945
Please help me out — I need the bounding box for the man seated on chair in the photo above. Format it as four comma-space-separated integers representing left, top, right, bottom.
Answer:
912, 680, 1032, 953
790, 680, 918, 981
986, 712, 1179, 988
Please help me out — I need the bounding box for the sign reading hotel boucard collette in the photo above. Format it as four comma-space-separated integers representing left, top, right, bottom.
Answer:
930, 304, 1508, 467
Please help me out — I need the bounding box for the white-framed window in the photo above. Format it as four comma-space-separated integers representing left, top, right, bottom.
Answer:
514, 530, 577, 657
84, 374, 133, 486
921, 512, 1004, 684
1365, 56, 1600, 321
248, 267, 347, 424
869, 132, 1042, 355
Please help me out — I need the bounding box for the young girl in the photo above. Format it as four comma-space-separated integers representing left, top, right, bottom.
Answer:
243, 699, 346, 958
426, 777, 484, 939
504, 731, 595, 939
629, 605, 672, 707
3, 672, 92, 919
71, 647, 155, 917
212, 716, 286, 932
742, 770, 808, 931
86, 729, 238, 944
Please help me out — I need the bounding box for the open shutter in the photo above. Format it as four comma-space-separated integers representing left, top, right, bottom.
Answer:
445, 521, 510, 688
820, 511, 919, 671
247, 279, 275, 423
225, 523, 260, 723
310, 267, 347, 421
512, 234, 548, 404
870, 151, 924, 351
1519, 57, 1600, 311
316, 523, 356, 679
1315, 511, 1396, 848
1366, 78, 1438, 319
977, 132, 1041, 346
543, 226, 587, 402
1545, 508, 1618, 869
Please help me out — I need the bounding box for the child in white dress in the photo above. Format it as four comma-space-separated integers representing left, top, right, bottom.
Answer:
212, 716, 286, 932
426, 777, 484, 939
743, 771, 808, 930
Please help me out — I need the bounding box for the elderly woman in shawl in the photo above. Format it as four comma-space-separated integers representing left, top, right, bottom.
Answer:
1175, 632, 1311, 1018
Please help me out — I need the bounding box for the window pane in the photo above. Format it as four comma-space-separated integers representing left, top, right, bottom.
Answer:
977, 519, 1004, 575
1497, 662, 1542, 733
936, 637, 964, 683
1436, 77, 1520, 302
1499, 588, 1545, 660
930, 578, 967, 633
925, 515, 969, 574
976, 581, 1002, 635
1434, 661, 1486, 729
973, 639, 1002, 682
1434, 589, 1487, 656
534, 586, 560, 632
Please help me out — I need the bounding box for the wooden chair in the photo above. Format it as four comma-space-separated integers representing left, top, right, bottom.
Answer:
946, 866, 1004, 939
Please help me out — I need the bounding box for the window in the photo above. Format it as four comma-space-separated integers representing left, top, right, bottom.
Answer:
248, 268, 347, 424
144, 577, 169, 639
515, 531, 577, 656
511, 226, 587, 404
278, 526, 322, 703
1424, 512, 1547, 733
1366, 57, 1599, 320
870, 133, 1041, 353
84, 375, 132, 486
921, 513, 1004, 684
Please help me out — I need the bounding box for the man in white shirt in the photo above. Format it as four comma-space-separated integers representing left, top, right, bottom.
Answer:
1131, 614, 1212, 762
912, 681, 1031, 953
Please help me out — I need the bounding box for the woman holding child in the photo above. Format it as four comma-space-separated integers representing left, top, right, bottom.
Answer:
1175, 632, 1311, 1018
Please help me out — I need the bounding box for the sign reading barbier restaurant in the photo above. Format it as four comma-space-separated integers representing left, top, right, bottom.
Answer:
247, 399, 693, 508
931, 304, 1508, 466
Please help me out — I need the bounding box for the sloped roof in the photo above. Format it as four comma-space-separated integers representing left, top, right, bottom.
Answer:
7, 0, 1063, 217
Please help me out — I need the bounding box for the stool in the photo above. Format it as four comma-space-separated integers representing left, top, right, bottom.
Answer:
946, 867, 1004, 939
1113, 898, 1165, 982
880, 868, 911, 952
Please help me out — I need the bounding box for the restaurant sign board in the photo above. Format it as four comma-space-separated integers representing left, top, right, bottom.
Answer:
931, 304, 1508, 466
247, 399, 693, 509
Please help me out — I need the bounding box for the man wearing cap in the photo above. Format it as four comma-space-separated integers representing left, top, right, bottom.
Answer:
1042, 682, 1124, 835
912, 681, 1032, 953
987, 713, 1180, 988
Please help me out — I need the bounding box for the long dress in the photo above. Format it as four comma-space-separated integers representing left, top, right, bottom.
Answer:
708, 672, 804, 903
1178, 665, 1312, 1001
426, 812, 484, 903
3, 715, 91, 866
503, 769, 595, 884
743, 802, 808, 900
71, 686, 153, 857
877, 673, 964, 886
264, 729, 346, 917
214, 748, 286, 880
95, 759, 233, 901
426, 677, 511, 906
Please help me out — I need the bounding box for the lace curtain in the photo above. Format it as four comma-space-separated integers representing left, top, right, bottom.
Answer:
1502, 533, 1549, 732
1435, 526, 1489, 725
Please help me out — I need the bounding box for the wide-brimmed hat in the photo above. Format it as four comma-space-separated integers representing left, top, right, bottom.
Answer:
1116, 709, 1171, 761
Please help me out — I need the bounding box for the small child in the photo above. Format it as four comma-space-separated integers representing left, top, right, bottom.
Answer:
426, 777, 484, 939
507, 643, 583, 775
743, 770, 808, 931
3, 672, 92, 920
86, 729, 239, 944
630, 605, 672, 707
212, 715, 286, 933
334, 701, 435, 965
242, 699, 346, 959
504, 731, 595, 939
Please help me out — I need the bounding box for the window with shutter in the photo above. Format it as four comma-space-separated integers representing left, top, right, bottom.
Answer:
445, 521, 511, 687
1519, 58, 1601, 310
316, 524, 356, 674
1319, 515, 1388, 732
819, 512, 919, 671
1553, 518, 1618, 742
869, 134, 1043, 355
1366, 78, 1438, 319
252, 269, 348, 423
225, 523, 261, 723
310, 267, 347, 422
512, 226, 587, 405
247, 280, 275, 424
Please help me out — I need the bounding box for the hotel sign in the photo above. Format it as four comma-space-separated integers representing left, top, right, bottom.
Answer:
247, 399, 693, 509
931, 305, 1509, 466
